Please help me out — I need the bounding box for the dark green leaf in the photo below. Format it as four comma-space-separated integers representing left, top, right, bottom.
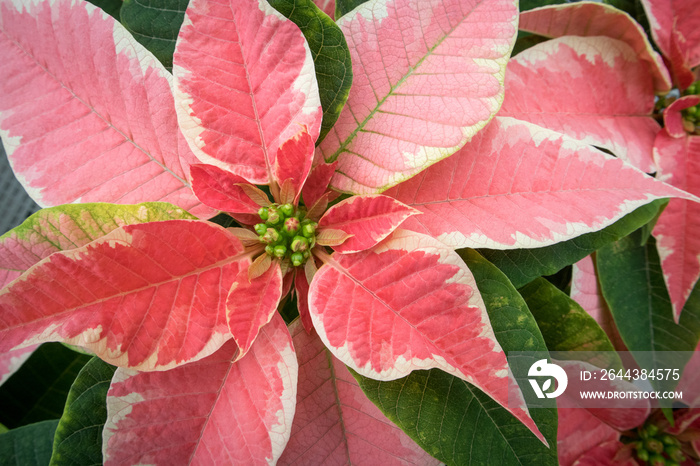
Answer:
512, 31, 549, 57
478, 199, 667, 289
119, 0, 189, 71
519, 0, 570, 12
597, 233, 700, 396
268, 0, 353, 145
353, 250, 557, 466
0, 344, 91, 429
86, 0, 122, 19
519, 278, 622, 370
334, 0, 369, 19
50, 358, 116, 466
0, 420, 59, 466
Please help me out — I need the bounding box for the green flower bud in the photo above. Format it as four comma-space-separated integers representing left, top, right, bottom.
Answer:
302, 221, 317, 238
649, 453, 666, 466
666, 446, 685, 463
265, 244, 275, 256
280, 203, 294, 217
267, 207, 281, 225
637, 449, 649, 462
263, 228, 280, 243
254, 223, 268, 236
283, 217, 300, 235
687, 105, 698, 116
258, 206, 269, 221
644, 424, 660, 438
290, 252, 304, 267
291, 235, 309, 252
661, 435, 679, 446
645, 438, 664, 454
273, 245, 287, 259
687, 83, 697, 94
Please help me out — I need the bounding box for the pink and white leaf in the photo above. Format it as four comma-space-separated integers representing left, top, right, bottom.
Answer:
652, 131, 700, 322
571, 255, 627, 352
0, 344, 37, 386
173, 0, 322, 185
384, 117, 693, 250
190, 164, 268, 215
640, 0, 700, 74
318, 194, 420, 253
308, 229, 544, 442
0, 202, 195, 289
274, 127, 315, 203
501, 36, 659, 172
518, 2, 672, 92
279, 320, 439, 465
318, 0, 518, 194
103, 314, 297, 465
0, 0, 212, 217
0, 220, 248, 370
227, 261, 283, 360
663, 95, 700, 138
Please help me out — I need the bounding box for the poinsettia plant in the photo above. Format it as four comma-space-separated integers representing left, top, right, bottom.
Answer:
0, 0, 700, 464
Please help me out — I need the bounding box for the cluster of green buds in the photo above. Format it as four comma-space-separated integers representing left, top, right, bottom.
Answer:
254, 203, 317, 267
632, 423, 686, 466
682, 81, 700, 127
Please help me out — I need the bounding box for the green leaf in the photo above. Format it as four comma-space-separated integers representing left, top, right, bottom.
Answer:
597, 232, 700, 396
0, 202, 197, 285
519, 277, 623, 371
353, 250, 558, 466
268, 0, 353, 145
50, 358, 116, 466
0, 420, 59, 466
0, 344, 91, 429
85, 0, 122, 19
479, 199, 667, 289
119, 0, 188, 71
1, 202, 196, 250
334, 0, 369, 19
519, 0, 569, 11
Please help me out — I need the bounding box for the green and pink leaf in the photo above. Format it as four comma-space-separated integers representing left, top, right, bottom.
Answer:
0, 220, 248, 370
103, 314, 297, 465
0, 203, 196, 289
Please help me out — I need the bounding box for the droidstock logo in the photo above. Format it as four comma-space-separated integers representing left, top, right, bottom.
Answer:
528, 359, 568, 399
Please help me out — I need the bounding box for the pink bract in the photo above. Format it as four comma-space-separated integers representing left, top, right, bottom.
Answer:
318, 0, 518, 193
0, 0, 212, 217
